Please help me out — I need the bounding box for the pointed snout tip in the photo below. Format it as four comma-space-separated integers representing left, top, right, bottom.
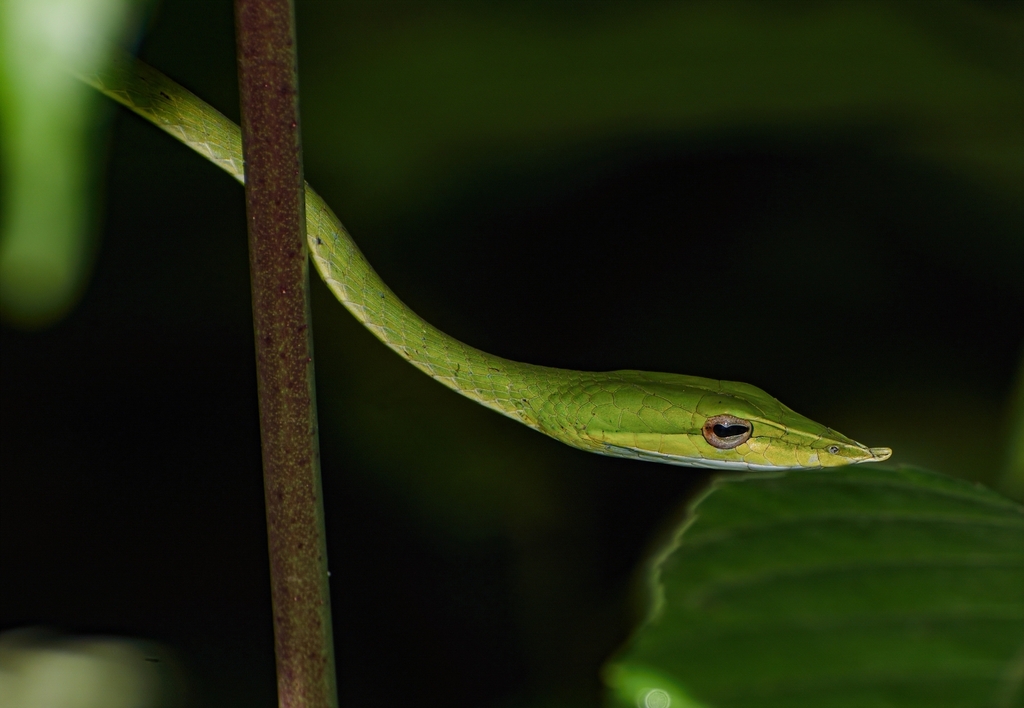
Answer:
869, 446, 893, 461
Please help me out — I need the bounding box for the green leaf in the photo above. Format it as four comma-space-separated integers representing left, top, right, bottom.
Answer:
604, 466, 1024, 708
0, 0, 144, 327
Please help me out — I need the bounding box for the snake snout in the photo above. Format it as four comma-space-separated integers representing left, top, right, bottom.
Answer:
869, 446, 893, 461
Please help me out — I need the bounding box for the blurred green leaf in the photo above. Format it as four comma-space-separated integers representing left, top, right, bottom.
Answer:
605, 466, 1024, 708
302, 1, 1024, 220
0, 0, 144, 327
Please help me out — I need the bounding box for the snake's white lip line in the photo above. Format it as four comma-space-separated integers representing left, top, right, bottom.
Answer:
599, 444, 795, 471
601, 443, 892, 470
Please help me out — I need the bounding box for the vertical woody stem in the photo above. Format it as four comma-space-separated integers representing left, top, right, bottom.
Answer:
234, 1, 337, 706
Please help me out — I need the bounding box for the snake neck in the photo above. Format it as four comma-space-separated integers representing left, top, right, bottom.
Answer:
307, 192, 562, 423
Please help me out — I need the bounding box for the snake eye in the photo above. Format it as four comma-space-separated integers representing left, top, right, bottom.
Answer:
702, 415, 752, 449
828, 445, 840, 454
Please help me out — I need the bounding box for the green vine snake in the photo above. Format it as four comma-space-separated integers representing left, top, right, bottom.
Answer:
82, 57, 891, 472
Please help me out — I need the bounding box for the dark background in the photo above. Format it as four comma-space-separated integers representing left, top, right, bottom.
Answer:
2, 2, 1022, 706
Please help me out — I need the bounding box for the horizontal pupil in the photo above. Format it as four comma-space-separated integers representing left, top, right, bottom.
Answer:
714, 424, 749, 438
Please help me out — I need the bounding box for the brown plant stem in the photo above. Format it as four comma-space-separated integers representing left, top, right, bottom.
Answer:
234, 1, 337, 706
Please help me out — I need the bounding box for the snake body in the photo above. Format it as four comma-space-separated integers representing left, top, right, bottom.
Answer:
83, 57, 891, 471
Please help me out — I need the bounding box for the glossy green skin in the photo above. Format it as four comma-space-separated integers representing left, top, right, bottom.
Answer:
83, 57, 890, 471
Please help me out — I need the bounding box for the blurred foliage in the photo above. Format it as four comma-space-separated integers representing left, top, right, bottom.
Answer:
605, 466, 1024, 707
0, 0, 145, 327
1, 1, 1023, 707
296, 1, 1024, 215
0, 628, 184, 708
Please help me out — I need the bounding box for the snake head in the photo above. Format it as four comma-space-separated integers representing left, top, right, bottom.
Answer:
572, 371, 891, 470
